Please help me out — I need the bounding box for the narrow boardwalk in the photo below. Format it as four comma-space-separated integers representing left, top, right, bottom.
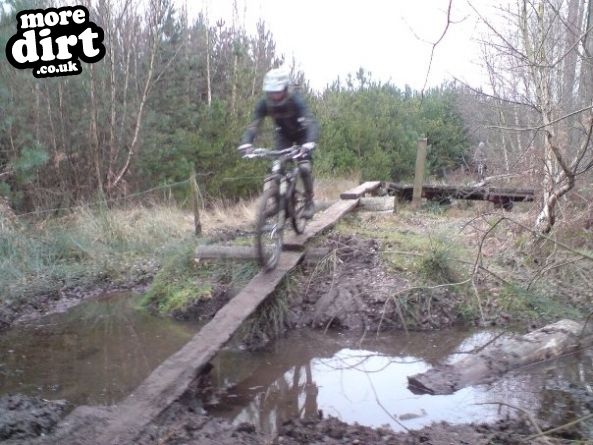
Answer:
56, 197, 360, 445
283, 199, 359, 250
388, 183, 534, 209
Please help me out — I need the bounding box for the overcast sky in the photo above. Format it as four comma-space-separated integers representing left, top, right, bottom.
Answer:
187, 0, 498, 92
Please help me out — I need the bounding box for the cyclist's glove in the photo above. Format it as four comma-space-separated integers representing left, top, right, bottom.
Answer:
302, 142, 316, 153
237, 143, 253, 154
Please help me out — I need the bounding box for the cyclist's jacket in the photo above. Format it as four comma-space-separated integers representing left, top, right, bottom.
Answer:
241, 91, 319, 146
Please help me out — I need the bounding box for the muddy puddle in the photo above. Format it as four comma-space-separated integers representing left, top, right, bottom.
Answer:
0, 293, 201, 405
1, 297, 592, 440
206, 329, 593, 436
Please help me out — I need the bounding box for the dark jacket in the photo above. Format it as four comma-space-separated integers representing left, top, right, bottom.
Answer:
241, 91, 319, 146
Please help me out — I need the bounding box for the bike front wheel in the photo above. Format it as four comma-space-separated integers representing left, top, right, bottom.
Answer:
255, 187, 283, 271
289, 171, 307, 234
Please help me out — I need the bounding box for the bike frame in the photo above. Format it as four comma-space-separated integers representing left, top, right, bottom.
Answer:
245, 146, 304, 225
242, 145, 307, 270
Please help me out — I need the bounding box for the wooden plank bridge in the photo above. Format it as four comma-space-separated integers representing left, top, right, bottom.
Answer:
49, 179, 532, 444
54, 186, 380, 445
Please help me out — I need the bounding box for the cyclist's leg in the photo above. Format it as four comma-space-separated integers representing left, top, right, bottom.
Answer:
296, 141, 315, 218
263, 132, 291, 194
299, 157, 314, 200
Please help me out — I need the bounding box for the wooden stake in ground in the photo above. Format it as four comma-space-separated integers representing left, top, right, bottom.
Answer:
189, 170, 202, 236
412, 138, 428, 208
407, 319, 593, 395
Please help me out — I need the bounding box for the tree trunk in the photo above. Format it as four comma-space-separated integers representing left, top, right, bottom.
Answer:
408, 319, 593, 395
89, 64, 104, 194
206, 24, 212, 107
108, 0, 163, 193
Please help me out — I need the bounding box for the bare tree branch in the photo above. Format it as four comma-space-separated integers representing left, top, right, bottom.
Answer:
421, 0, 454, 99
486, 103, 593, 131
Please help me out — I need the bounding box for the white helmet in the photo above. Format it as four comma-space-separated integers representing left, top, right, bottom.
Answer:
263, 68, 289, 93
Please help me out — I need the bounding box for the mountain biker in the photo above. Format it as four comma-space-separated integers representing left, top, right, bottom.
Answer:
238, 67, 319, 219
473, 141, 488, 181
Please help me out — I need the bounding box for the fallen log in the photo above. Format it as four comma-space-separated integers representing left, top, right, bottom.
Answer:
195, 245, 331, 263
359, 197, 394, 212
407, 319, 593, 395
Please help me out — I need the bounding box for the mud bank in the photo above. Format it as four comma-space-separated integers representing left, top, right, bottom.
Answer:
135, 408, 568, 445
275, 233, 465, 336
0, 395, 71, 442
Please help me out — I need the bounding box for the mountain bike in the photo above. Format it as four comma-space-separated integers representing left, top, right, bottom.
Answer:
243, 146, 308, 271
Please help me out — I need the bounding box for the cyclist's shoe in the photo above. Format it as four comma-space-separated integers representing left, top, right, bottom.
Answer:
303, 199, 315, 219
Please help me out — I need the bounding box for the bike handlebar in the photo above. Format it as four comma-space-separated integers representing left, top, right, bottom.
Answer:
242, 146, 303, 160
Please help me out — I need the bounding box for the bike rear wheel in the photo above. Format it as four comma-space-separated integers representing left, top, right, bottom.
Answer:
289, 171, 307, 234
255, 187, 283, 271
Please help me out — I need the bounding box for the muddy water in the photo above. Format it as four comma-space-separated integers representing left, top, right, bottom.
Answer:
207, 329, 593, 436
0, 293, 201, 405
1, 298, 592, 438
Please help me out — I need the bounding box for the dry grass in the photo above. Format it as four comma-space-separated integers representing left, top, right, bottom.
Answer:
195, 174, 361, 235
315, 174, 361, 202
200, 198, 257, 234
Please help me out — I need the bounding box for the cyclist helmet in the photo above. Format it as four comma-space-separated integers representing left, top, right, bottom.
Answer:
263, 67, 290, 106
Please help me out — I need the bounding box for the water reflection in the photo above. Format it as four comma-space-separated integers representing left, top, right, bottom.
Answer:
0, 293, 201, 405
208, 329, 593, 435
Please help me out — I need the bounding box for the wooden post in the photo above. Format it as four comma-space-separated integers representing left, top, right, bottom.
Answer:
412, 137, 428, 208
189, 170, 202, 236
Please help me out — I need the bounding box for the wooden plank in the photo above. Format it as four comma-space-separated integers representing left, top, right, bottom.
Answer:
196, 244, 258, 260
283, 199, 359, 250
340, 181, 381, 199
408, 319, 592, 395
61, 252, 304, 445
195, 245, 331, 262
56, 197, 360, 444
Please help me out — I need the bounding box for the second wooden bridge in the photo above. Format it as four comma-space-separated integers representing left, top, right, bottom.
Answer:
387, 182, 535, 210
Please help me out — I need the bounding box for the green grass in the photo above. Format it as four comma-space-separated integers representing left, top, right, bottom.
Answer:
0, 200, 262, 316
497, 283, 583, 321
416, 236, 462, 284
0, 204, 194, 306
332, 210, 589, 324
140, 242, 259, 315
335, 213, 469, 284
241, 273, 299, 344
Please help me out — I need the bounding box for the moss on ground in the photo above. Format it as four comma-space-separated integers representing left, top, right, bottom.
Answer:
141, 242, 259, 315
